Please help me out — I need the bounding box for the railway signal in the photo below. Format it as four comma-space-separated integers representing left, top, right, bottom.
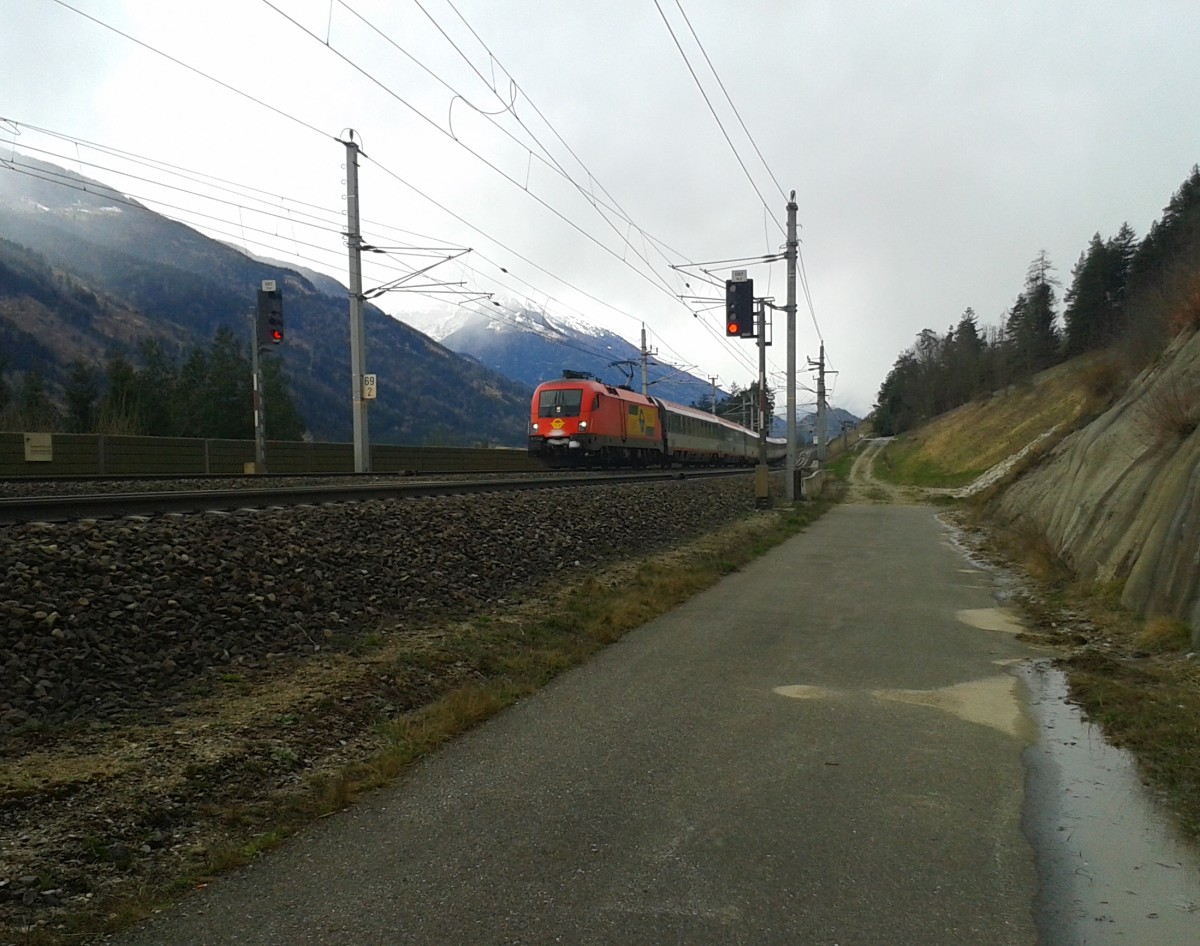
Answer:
256, 283, 284, 349
250, 279, 284, 475
726, 275, 755, 338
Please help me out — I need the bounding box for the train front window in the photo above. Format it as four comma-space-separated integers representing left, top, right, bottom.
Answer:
538, 388, 583, 418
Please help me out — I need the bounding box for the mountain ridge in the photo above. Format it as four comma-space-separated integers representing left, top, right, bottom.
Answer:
0, 156, 532, 445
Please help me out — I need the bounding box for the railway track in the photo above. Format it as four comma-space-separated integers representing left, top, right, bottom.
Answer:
0, 468, 752, 524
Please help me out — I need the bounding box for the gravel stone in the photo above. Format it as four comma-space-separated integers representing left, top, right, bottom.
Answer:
0, 477, 763, 732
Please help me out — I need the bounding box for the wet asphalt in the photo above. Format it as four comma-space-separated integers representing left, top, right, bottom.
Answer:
115, 504, 1042, 945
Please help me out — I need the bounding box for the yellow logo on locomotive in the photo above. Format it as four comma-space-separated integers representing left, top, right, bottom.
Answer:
629, 405, 656, 437
551, 418, 565, 429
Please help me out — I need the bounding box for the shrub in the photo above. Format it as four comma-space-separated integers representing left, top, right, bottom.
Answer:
1135, 616, 1193, 653
1139, 370, 1200, 445
1079, 357, 1126, 407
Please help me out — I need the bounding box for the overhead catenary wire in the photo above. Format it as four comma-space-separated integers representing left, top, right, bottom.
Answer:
1, 141, 630, 373
6, 130, 740, 388
1, 116, 712, 373
29, 3, 782, 389
260, 0, 694, 310
46, 0, 335, 143
332, 0, 769, 377
648, 0, 827, 355
42, 1, 691, 342
651, 0, 784, 238
406, 0, 699, 291
358, 151, 755, 376
671, 0, 788, 205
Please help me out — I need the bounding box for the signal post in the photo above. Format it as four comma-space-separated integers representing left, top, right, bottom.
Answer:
250, 279, 284, 474
725, 271, 771, 508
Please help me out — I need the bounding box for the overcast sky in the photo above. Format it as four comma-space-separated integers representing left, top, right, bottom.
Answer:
4, 0, 1200, 416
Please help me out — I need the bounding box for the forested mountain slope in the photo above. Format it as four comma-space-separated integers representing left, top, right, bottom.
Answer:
0, 157, 532, 445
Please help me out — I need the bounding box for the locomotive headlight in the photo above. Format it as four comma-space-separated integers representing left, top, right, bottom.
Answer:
530, 422, 538, 432
578, 421, 588, 430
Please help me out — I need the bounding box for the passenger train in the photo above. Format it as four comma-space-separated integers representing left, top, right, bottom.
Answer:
529, 376, 787, 467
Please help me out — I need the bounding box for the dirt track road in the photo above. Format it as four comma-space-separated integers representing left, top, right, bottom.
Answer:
846, 438, 927, 504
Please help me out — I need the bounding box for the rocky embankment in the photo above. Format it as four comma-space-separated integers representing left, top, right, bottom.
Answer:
994, 330, 1200, 645
1, 477, 761, 735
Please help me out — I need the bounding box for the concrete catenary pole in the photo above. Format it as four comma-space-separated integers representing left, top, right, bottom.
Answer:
343, 133, 370, 473
249, 309, 266, 474
816, 342, 827, 463
757, 302, 768, 468
640, 324, 650, 396
786, 193, 798, 500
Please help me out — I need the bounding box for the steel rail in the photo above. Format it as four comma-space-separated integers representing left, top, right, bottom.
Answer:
0, 468, 751, 525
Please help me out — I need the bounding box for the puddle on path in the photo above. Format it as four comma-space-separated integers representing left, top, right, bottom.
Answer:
956, 607, 1025, 635
774, 675, 1032, 740
772, 684, 836, 700
872, 674, 1033, 739
1019, 660, 1200, 944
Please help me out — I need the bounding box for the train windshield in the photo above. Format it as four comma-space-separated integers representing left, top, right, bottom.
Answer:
538, 388, 583, 418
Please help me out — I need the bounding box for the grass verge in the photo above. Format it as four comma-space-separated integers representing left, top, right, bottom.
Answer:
1059, 651, 1200, 839
873, 436, 985, 489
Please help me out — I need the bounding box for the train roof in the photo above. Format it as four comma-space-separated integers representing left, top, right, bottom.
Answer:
532, 377, 656, 405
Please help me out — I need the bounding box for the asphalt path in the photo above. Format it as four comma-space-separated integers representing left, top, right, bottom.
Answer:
116, 504, 1038, 945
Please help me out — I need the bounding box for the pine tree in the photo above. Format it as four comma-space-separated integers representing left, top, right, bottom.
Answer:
203, 328, 253, 440
133, 339, 177, 436
1064, 226, 1138, 356
262, 356, 307, 441
1006, 252, 1060, 376
0, 354, 10, 419
173, 348, 210, 437
1064, 235, 1110, 356
17, 370, 60, 430
948, 308, 985, 402
64, 360, 101, 433
99, 353, 141, 434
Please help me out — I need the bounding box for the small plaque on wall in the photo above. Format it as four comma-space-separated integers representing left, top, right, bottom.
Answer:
24, 432, 52, 462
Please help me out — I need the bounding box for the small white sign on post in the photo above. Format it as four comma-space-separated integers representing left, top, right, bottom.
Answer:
362, 373, 378, 400
23, 432, 52, 462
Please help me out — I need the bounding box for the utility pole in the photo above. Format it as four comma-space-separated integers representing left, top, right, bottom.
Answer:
248, 279, 283, 474
785, 192, 798, 501
755, 300, 769, 508
709, 376, 718, 415
639, 324, 657, 396
343, 132, 370, 473
249, 308, 266, 474
815, 342, 827, 463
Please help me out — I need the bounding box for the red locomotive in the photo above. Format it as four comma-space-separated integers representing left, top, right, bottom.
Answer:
529, 375, 786, 467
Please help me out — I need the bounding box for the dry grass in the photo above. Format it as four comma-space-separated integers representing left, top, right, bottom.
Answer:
882, 354, 1108, 488
1135, 616, 1194, 654
1060, 655, 1200, 839
1078, 357, 1127, 405
1139, 370, 1200, 445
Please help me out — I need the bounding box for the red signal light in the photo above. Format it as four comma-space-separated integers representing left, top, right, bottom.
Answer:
726, 320, 740, 337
